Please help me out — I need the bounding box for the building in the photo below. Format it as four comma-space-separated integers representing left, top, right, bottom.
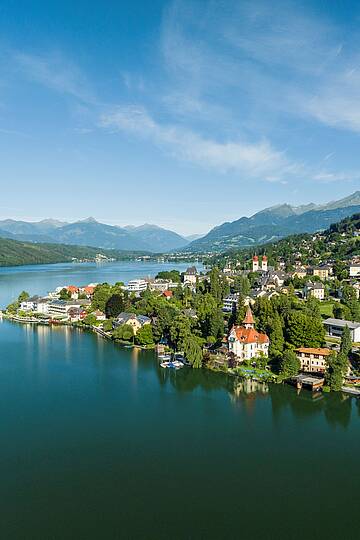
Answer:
126, 279, 148, 295
183, 266, 198, 286
93, 310, 106, 320
223, 293, 240, 313
20, 296, 49, 314
252, 255, 259, 272
48, 299, 90, 318
113, 312, 151, 334
162, 290, 173, 300
304, 281, 325, 301
228, 306, 269, 361
67, 285, 79, 299
349, 264, 360, 278
261, 255, 268, 272
291, 266, 307, 279
323, 318, 360, 342
295, 347, 332, 374
68, 307, 87, 322
307, 266, 331, 280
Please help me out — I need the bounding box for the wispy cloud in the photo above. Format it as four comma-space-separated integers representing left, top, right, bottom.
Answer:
100, 105, 299, 180
14, 51, 95, 103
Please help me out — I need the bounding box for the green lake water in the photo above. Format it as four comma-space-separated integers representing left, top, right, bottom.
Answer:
0, 262, 359, 539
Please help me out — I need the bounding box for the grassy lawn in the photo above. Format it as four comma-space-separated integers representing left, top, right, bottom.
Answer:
320, 301, 334, 318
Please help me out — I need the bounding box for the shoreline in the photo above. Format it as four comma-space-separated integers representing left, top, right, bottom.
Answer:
3, 314, 359, 398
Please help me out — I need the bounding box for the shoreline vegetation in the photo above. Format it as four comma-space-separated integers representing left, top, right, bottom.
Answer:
1, 213, 359, 397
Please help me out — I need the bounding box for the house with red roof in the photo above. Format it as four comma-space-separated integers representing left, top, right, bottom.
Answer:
162, 290, 173, 299
228, 306, 269, 361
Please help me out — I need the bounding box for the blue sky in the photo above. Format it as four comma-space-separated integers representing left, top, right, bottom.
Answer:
0, 0, 360, 235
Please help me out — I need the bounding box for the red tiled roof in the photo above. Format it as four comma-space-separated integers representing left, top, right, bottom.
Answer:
243, 306, 255, 325
232, 326, 269, 344
67, 286, 79, 293
163, 290, 173, 297
296, 348, 331, 356
253, 255, 258, 261
83, 286, 95, 294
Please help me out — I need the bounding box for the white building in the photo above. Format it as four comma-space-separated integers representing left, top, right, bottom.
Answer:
304, 281, 325, 301
349, 264, 360, 278
228, 306, 269, 361
126, 279, 148, 294
222, 293, 240, 313
48, 300, 90, 318
323, 318, 360, 342
183, 266, 198, 286
20, 296, 49, 314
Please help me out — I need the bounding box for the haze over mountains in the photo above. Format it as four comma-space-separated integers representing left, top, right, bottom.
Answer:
1, 191, 359, 254
0, 218, 190, 253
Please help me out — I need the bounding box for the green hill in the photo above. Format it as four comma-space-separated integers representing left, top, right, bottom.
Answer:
211, 212, 360, 268
0, 237, 146, 267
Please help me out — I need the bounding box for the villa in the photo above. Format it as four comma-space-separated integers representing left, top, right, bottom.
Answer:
228, 306, 269, 361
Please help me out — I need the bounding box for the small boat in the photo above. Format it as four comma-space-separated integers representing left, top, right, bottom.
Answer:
160, 360, 184, 369
158, 354, 171, 361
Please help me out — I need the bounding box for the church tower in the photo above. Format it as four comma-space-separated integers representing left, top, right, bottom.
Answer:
262, 255, 268, 272
252, 255, 259, 272
243, 306, 255, 329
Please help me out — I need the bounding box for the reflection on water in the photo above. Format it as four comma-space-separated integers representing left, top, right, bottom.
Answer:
2, 320, 359, 430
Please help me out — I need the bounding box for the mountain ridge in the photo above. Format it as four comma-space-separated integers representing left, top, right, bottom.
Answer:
184, 191, 360, 252
0, 218, 189, 253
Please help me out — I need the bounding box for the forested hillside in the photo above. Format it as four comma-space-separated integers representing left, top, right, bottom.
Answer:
0, 238, 144, 267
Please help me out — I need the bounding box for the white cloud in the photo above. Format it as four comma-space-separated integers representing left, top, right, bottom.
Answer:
100, 105, 298, 180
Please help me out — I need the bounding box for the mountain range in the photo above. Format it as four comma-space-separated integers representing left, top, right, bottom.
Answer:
184, 191, 360, 252
0, 218, 190, 253
1, 191, 359, 254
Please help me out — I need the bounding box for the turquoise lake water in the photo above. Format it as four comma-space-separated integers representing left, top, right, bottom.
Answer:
0, 262, 359, 539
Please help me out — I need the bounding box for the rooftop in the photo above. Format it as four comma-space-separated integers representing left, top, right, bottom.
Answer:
323, 318, 360, 330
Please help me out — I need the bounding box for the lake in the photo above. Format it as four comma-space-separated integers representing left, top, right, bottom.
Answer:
0, 262, 359, 539
0, 260, 203, 308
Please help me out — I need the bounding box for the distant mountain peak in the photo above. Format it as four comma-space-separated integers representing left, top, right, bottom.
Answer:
79, 216, 98, 224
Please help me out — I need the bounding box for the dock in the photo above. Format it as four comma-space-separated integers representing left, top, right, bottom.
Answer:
290, 375, 324, 392
341, 386, 360, 397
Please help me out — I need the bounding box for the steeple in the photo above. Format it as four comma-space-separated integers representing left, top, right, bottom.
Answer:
243, 306, 255, 329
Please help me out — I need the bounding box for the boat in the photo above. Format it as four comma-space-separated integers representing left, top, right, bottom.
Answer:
158, 354, 171, 361
160, 360, 184, 369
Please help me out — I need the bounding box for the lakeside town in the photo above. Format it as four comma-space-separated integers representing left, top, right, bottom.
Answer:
2, 219, 360, 397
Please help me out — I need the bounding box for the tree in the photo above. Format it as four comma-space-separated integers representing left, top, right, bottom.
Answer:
113, 324, 134, 342
84, 314, 97, 326
233, 276, 250, 296
340, 325, 352, 358
183, 334, 203, 368
59, 288, 71, 300
156, 270, 181, 283
18, 291, 29, 303
169, 314, 193, 350
325, 352, 348, 391
92, 283, 112, 312
286, 311, 325, 348
333, 303, 352, 321
279, 350, 300, 380
102, 319, 113, 332
269, 313, 284, 360
105, 294, 125, 318
135, 324, 154, 346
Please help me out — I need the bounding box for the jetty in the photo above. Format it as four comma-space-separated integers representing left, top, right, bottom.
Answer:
290, 375, 324, 392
